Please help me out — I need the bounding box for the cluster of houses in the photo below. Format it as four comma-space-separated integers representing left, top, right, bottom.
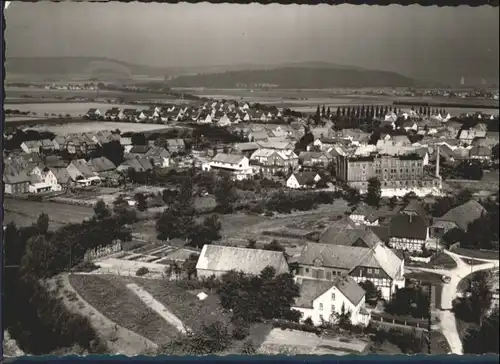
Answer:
193, 195, 488, 327
3, 129, 188, 195
85, 101, 284, 126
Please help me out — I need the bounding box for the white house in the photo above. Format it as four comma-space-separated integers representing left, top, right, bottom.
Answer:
286, 172, 321, 189
29, 165, 61, 191
208, 153, 254, 180
20, 141, 42, 154
217, 113, 232, 127
349, 204, 380, 226
293, 276, 371, 327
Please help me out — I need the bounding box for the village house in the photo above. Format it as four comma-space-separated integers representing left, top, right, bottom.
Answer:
295, 242, 405, 301
208, 153, 254, 180
20, 140, 42, 154
458, 129, 487, 144
85, 108, 101, 119
232, 142, 260, 157
104, 108, 123, 121
257, 140, 295, 150
127, 145, 151, 159
318, 219, 380, 249
3, 169, 31, 195
50, 167, 72, 189
431, 200, 487, 238
388, 201, 429, 252
299, 151, 330, 167
469, 145, 492, 161
195, 245, 289, 279
117, 158, 154, 173
28, 165, 60, 191
66, 159, 101, 186
286, 172, 321, 189
293, 276, 370, 327
349, 204, 380, 226
166, 139, 186, 154
88, 156, 117, 174
52, 135, 67, 151
250, 148, 299, 176
39, 139, 56, 153
144, 147, 171, 168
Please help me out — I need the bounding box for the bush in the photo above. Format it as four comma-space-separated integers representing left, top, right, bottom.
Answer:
72, 261, 99, 273
136, 267, 149, 276
272, 319, 321, 336
232, 319, 250, 340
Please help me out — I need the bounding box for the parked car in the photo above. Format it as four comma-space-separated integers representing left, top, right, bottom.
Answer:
441, 275, 451, 283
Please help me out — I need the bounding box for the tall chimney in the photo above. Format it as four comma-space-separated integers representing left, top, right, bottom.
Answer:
435, 144, 440, 179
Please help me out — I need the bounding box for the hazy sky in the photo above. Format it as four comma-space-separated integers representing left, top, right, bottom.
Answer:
5, 2, 499, 81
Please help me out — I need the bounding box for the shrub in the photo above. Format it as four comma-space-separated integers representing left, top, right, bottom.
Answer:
232, 320, 250, 340
136, 267, 150, 276
73, 261, 99, 273
272, 319, 321, 336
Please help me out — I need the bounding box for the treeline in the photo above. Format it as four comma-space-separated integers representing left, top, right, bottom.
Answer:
393, 100, 499, 109
167, 67, 416, 89
3, 203, 133, 354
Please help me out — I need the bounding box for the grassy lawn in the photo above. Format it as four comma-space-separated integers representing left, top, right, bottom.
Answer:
461, 257, 488, 266
68, 274, 177, 346
123, 277, 232, 333
452, 247, 499, 260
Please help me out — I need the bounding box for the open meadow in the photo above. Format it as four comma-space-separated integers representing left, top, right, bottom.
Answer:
28, 121, 172, 135
3, 199, 95, 228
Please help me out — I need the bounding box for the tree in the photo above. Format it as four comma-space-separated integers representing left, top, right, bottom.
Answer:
359, 280, 381, 302
334, 303, 352, 330
365, 177, 381, 207
492, 144, 499, 161
327, 106, 331, 118
457, 160, 483, 180
214, 172, 238, 213
182, 253, 199, 280
100, 140, 124, 167
345, 187, 361, 206
441, 227, 466, 248
188, 215, 222, 249
93, 199, 111, 220
134, 192, 148, 212
263, 240, 285, 252
315, 106, 321, 125
463, 308, 499, 354
321, 105, 326, 118
246, 239, 257, 249
131, 133, 147, 146
385, 287, 430, 319
36, 213, 50, 235
241, 340, 256, 355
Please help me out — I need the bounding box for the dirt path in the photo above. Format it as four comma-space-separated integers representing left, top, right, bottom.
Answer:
126, 283, 189, 334
53, 273, 158, 356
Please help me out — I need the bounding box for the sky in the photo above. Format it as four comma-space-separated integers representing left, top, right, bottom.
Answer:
5, 2, 499, 83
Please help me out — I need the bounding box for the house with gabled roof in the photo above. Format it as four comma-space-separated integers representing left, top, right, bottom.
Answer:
20, 140, 42, 154
388, 200, 429, 252
349, 204, 380, 226
293, 276, 370, 327
88, 156, 116, 173
145, 146, 170, 168
117, 158, 154, 173
166, 139, 186, 154
66, 159, 101, 186
299, 151, 330, 167
469, 145, 492, 161
431, 200, 487, 238
286, 171, 321, 189
3, 169, 31, 195
296, 241, 405, 300
196, 244, 289, 279
85, 108, 101, 119
208, 153, 254, 180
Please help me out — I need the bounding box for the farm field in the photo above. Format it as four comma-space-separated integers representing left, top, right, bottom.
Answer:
68, 274, 177, 346
29, 121, 172, 134
3, 199, 95, 228
4, 102, 150, 118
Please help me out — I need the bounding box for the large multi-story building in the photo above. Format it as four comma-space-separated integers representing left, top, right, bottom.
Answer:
336, 153, 441, 194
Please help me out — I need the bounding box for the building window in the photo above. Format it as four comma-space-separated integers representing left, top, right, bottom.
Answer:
367, 268, 373, 274
319, 303, 323, 311
331, 293, 335, 300
305, 268, 309, 273
331, 305, 336, 313
374, 268, 380, 274
326, 271, 332, 280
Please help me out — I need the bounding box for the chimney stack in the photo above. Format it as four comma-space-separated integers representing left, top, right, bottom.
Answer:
435, 144, 441, 179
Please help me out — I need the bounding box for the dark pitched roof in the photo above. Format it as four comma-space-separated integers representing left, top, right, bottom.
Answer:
435, 200, 487, 231
389, 213, 428, 240
88, 157, 116, 173
129, 145, 151, 154
291, 172, 319, 186
351, 204, 378, 222
369, 225, 389, 243
318, 217, 357, 244
212, 153, 245, 165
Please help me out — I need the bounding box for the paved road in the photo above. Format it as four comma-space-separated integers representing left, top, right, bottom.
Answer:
410, 249, 499, 355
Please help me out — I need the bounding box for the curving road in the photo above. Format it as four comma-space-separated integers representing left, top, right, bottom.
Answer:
409, 249, 499, 355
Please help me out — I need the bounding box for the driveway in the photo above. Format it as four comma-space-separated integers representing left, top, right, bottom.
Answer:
409, 249, 499, 355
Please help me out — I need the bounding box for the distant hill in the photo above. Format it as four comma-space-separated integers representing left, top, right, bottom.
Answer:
166, 67, 418, 89
5, 57, 169, 81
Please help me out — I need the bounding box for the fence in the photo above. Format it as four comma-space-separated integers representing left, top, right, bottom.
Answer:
370, 312, 431, 331
84, 242, 123, 262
